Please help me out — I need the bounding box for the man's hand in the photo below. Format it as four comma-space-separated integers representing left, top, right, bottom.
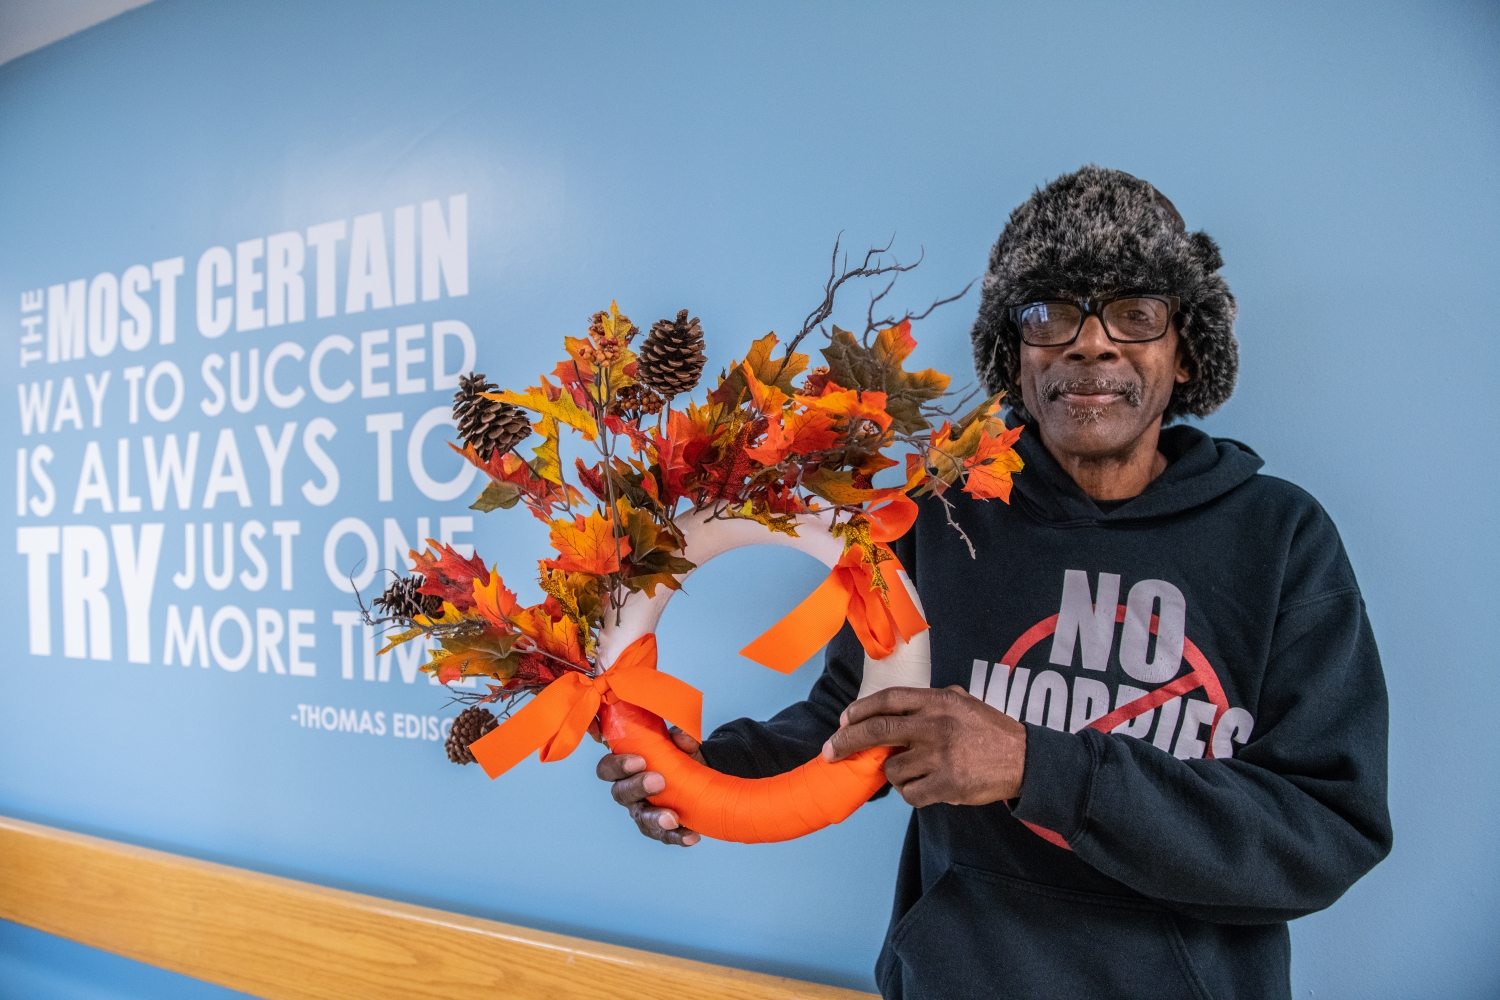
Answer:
595, 727, 705, 846
821, 685, 1027, 808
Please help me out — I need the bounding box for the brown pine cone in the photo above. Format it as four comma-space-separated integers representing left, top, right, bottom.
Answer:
374, 574, 444, 621
453, 372, 532, 461
447, 706, 499, 764
637, 310, 706, 397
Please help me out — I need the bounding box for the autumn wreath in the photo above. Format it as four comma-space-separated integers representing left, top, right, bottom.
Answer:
370, 251, 1023, 843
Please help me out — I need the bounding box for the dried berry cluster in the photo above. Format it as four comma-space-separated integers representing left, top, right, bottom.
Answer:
609, 382, 665, 419
575, 334, 622, 366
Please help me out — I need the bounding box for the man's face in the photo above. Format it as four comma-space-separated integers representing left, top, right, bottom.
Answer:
1017, 309, 1190, 461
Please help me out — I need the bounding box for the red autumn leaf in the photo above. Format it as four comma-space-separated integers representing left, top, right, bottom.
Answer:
696, 421, 758, 502
603, 413, 652, 453
801, 367, 833, 396
758, 482, 808, 515
575, 458, 609, 503
454, 442, 583, 521
653, 406, 717, 503
552, 342, 595, 389
411, 541, 488, 611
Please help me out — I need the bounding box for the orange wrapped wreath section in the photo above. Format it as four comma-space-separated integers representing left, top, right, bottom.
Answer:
468, 496, 927, 842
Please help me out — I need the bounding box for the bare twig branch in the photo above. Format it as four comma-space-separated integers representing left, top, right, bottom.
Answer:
905, 278, 975, 323
777, 234, 921, 377
933, 490, 978, 559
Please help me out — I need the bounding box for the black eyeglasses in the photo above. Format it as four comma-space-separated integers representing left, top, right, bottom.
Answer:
1009, 295, 1181, 347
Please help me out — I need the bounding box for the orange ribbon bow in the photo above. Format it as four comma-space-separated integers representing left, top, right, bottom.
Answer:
740, 494, 928, 672
467, 634, 702, 780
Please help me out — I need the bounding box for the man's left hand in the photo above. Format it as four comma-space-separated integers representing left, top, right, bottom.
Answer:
821, 686, 1027, 808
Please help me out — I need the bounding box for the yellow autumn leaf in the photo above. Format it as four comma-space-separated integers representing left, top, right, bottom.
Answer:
489, 385, 598, 441
801, 467, 883, 506
528, 416, 564, 485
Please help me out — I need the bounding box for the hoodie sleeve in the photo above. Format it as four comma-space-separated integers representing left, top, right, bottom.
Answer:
695, 530, 921, 779
697, 622, 868, 778
1012, 518, 1393, 924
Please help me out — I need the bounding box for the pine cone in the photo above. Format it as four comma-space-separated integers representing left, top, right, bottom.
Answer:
374, 574, 443, 621
453, 372, 531, 461
637, 310, 706, 397
447, 706, 499, 764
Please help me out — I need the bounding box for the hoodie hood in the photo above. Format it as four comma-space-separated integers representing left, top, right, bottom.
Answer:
1010, 424, 1263, 525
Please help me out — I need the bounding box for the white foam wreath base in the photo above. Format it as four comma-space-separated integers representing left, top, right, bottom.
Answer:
594, 508, 932, 697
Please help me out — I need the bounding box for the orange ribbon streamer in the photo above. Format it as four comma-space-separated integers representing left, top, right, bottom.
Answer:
467, 634, 702, 780
864, 492, 919, 542
740, 495, 926, 672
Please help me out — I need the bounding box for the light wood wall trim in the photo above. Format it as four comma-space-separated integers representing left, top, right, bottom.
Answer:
0, 815, 874, 1000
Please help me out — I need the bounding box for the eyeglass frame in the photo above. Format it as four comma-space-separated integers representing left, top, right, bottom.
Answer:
1007, 294, 1182, 348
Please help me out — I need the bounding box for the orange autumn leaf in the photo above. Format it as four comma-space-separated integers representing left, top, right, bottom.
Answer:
745, 412, 792, 465
546, 511, 631, 576
740, 360, 789, 413
511, 603, 589, 675
783, 406, 839, 454
747, 398, 841, 466
821, 321, 950, 434
471, 570, 521, 625
963, 425, 1025, 501
799, 385, 893, 434
873, 319, 918, 364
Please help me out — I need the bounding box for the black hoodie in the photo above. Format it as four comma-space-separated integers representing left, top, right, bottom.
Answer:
699, 425, 1392, 1000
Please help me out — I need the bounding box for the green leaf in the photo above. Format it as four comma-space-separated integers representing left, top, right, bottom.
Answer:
883, 366, 950, 436
470, 480, 523, 512
821, 326, 884, 394
623, 550, 697, 597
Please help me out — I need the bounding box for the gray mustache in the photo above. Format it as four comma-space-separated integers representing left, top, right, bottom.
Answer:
1043, 378, 1143, 407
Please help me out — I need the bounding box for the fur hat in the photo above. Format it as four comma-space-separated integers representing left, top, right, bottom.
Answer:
970, 165, 1237, 424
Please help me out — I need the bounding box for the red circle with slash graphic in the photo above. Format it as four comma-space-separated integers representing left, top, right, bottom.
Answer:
997, 605, 1229, 850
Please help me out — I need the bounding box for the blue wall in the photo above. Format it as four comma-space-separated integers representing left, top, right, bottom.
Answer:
1, 2, 1495, 996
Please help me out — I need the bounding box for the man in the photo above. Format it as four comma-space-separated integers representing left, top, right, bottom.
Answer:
598, 166, 1392, 999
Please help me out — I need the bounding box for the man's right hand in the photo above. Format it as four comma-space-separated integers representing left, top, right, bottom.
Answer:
595, 726, 704, 847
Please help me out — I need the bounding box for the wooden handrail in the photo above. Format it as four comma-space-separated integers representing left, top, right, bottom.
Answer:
0, 815, 873, 999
